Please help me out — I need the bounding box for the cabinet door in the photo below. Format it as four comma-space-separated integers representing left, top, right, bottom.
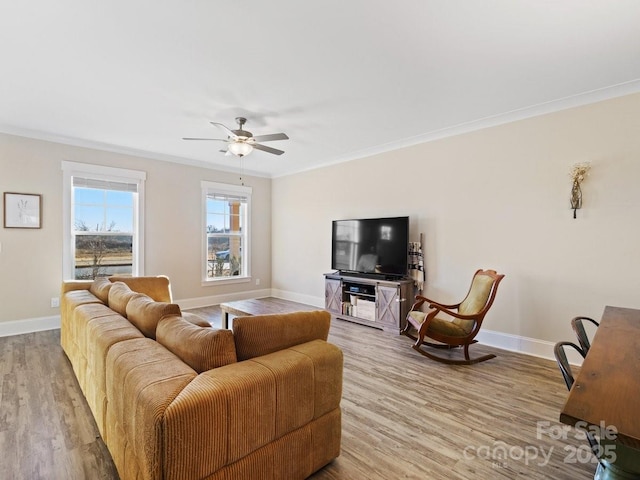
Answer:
377, 285, 401, 329
325, 278, 342, 314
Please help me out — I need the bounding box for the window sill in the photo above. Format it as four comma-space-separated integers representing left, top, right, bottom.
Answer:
201, 276, 251, 287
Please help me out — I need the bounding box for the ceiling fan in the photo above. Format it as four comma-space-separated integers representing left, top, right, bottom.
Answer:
183, 117, 289, 157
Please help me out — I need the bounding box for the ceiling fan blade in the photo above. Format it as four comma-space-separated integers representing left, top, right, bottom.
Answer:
183, 137, 228, 142
252, 133, 289, 142
253, 143, 285, 155
210, 122, 237, 139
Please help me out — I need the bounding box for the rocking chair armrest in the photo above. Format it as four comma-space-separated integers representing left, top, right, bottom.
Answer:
426, 300, 462, 311
427, 305, 480, 321
414, 295, 460, 311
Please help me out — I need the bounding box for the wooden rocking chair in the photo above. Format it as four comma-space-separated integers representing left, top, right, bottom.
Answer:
401, 269, 504, 365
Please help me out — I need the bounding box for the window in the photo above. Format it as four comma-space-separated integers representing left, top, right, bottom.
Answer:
202, 181, 251, 283
62, 161, 145, 280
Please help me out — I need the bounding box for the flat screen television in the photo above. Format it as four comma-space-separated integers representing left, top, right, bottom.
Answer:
331, 216, 409, 278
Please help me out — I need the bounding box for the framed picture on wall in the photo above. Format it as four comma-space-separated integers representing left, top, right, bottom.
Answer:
3, 192, 42, 229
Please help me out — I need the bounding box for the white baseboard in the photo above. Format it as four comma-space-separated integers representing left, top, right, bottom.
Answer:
476, 329, 583, 365
270, 289, 325, 309
0, 315, 61, 338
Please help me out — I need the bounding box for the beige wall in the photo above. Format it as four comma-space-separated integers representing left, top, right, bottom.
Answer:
272, 93, 640, 343
0, 134, 271, 324
3, 92, 639, 344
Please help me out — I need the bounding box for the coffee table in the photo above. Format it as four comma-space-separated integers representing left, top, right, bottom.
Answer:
219, 297, 319, 329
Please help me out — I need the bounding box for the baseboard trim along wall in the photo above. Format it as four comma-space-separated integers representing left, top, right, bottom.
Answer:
0, 288, 582, 365
475, 329, 583, 366
0, 315, 61, 338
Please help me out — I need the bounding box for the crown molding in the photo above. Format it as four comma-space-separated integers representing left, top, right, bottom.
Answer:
0, 126, 271, 178
275, 78, 640, 178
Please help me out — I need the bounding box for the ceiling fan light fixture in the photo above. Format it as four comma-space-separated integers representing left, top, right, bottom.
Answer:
228, 141, 253, 157
185, 117, 287, 157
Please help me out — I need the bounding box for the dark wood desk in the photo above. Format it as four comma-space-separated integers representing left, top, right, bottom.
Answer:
560, 306, 640, 451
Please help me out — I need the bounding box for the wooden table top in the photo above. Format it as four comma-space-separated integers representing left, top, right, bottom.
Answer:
220, 297, 319, 316
560, 305, 640, 450
219, 297, 321, 328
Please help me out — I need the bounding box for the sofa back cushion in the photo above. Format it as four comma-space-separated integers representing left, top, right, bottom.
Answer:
181, 311, 214, 328
108, 282, 138, 316
125, 294, 181, 339
156, 315, 237, 372
89, 277, 112, 304
233, 310, 331, 361
108, 275, 172, 302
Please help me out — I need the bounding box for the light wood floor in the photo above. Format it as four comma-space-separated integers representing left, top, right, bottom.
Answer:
0, 299, 595, 479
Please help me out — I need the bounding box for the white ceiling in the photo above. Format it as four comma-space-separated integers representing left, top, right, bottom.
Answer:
1, 1, 640, 178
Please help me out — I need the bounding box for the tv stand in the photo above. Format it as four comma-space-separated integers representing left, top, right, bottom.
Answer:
337, 271, 405, 282
324, 273, 414, 333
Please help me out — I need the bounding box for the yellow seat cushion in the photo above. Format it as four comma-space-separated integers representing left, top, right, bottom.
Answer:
408, 310, 469, 337
428, 317, 469, 337
408, 311, 427, 324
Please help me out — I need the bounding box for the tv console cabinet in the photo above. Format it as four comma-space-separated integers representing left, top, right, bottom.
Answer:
324, 273, 414, 333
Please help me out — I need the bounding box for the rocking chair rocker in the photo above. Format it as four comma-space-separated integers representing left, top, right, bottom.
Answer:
401, 269, 504, 365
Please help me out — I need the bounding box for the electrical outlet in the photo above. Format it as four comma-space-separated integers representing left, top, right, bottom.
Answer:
255, 278, 261, 286
51, 297, 60, 308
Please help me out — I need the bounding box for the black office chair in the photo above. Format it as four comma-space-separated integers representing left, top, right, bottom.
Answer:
570, 316, 600, 355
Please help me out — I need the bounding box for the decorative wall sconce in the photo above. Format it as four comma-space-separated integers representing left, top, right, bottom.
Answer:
569, 162, 591, 219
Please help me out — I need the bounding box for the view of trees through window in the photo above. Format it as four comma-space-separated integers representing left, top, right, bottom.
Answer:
206, 196, 244, 279
73, 186, 135, 279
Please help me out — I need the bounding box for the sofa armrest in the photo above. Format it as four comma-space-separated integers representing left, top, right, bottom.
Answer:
162, 339, 343, 479
61, 280, 93, 295
232, 310, 331, 361
61, 276, 172, 301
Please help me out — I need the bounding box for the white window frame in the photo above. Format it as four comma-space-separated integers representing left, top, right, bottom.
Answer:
202, 180, 252, 285
62, 161, 146, 280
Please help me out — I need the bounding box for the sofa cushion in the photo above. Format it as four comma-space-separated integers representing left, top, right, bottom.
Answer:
233, 310, 331, 361
108, 275, 172, 302
108, 282, 138, 317
126, 294, 181, 339
181, 311, 214, 328
89, 277, 112, 304
156, 315, 237, 372
62, 289, 103, 319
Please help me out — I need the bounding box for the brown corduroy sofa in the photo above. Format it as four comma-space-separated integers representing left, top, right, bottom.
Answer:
60, 276, 343, 480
